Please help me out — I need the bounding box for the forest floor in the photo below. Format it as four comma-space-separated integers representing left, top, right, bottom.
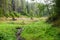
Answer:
0, 17, 60, 40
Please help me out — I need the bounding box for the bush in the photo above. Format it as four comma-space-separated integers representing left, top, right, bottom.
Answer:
21, 21, 60, 40
0, 28, 16, 40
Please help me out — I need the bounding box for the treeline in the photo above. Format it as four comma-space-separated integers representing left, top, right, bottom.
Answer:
0, 0, 53, 18
47, 0, 60, 26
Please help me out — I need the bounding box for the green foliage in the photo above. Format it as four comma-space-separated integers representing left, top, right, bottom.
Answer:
55, 0, 60, 14
21, 21, 60, 40
9, 12, 15, 18
0, 20, 60, 40
37, 3, 46, 17
0, 22, 21, 40
47, 0, 60, 26
0, 30, 16, 40
0, 8, 4, 17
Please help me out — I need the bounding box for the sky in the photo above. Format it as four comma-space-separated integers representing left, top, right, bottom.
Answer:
26, 0, 45, 3
26, 0, 51, 4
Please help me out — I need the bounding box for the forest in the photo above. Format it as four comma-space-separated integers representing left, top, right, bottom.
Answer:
0, 0, 60, 40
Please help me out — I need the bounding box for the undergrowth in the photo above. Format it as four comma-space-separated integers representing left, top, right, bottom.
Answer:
0, 20, 60, 40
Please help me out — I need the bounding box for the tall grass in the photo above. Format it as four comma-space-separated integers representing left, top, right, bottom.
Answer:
21, 21, 60, 40
0, 20, 60, 40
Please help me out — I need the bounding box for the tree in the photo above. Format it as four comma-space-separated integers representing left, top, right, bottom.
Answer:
47, 0, 60, 26
0, 0, 8, 17
38, 3, 45, 17
53, 0, 60, 26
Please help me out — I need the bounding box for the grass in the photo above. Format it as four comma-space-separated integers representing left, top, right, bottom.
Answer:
21, 21, 60, 40
0, 20, 60, 40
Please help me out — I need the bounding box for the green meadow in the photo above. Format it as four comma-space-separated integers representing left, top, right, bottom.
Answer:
0, 20, 60, 40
